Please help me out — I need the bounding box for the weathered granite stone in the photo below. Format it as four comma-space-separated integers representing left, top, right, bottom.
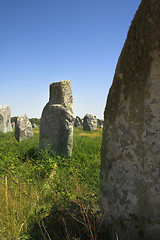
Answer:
39, 80, 74, 157
74, 116, 82, 127
15, 114, 33, 141
83, 114, 97, 131
101, 0, 160, 239
12, 122, 15, 129
0, 105, 13, 133
97, 119, 104, 128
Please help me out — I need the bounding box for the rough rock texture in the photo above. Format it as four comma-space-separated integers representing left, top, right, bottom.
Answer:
101, 0, 160, 239
12, 122, 15, 129
15, 114, 33, 141
0, 105, 13, 133
39, 80, 74, 158
74, 116, 82, 127
97, 119, 104, 128
83, 114, 97, 131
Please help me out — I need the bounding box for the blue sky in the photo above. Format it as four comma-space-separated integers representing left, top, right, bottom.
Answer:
0, 0, 141, 119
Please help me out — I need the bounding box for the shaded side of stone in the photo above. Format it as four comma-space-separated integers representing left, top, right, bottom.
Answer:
15, 114, 33, 141
101, 0, 160, 239
83, 114, 97, 131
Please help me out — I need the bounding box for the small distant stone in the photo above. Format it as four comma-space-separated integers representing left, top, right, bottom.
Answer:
83, 114, 97, 131
15, 114, 33, 141
0, 105, 13, 133
74, 116, 82, 127
12, 122, 15, 129
97, 119, 104, 128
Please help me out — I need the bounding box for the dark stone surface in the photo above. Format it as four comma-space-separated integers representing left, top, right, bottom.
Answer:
101, 0, 160, 239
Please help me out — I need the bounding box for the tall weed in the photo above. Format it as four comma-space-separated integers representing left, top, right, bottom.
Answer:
0, 128, 103, 239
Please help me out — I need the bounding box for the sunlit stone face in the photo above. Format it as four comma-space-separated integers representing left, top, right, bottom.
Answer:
39, 80, 74, 158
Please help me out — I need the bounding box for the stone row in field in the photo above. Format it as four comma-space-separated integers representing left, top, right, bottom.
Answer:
74, 115, 104, 129
0, 105, 34, 142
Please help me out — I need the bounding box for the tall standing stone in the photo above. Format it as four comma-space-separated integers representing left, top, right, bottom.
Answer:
101, 0, 160, 239
0, 105, 13, 133
15, 114, 33, 141
39, 80, 74, 157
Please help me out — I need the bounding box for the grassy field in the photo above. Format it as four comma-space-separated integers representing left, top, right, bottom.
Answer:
0, 127, 107, 240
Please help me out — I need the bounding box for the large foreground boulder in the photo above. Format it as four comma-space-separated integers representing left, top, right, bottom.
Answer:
83, 114, 97, 131
15, 114, 33, 141
101, 0, 160, 239
0, 105, 13, 133
39, 80, 74, 158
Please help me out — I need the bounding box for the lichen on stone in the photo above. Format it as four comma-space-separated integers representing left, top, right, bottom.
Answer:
104, 0, 153, 127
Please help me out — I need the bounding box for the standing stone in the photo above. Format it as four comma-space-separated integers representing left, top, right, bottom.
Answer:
74, 116, 82, 127
0, 105, 13, 133
97, 119, 104, 128
15, 114, 33, 141
101, 1, 160, 239
39, 80, 74, 158
83, 114, 97, 131
12, 122, 15, 129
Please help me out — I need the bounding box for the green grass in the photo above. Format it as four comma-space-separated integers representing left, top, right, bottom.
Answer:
0, 128, 105, 240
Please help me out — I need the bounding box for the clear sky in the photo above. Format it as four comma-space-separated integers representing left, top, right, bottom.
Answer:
0, 0, 141, 119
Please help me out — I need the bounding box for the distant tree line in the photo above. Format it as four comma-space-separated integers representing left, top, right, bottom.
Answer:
11, 117, 18, 123
30, 118, 40, 126
11, 117, 40, 126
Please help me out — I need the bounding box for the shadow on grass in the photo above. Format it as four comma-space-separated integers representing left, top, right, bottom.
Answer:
28, 202, 109, 240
